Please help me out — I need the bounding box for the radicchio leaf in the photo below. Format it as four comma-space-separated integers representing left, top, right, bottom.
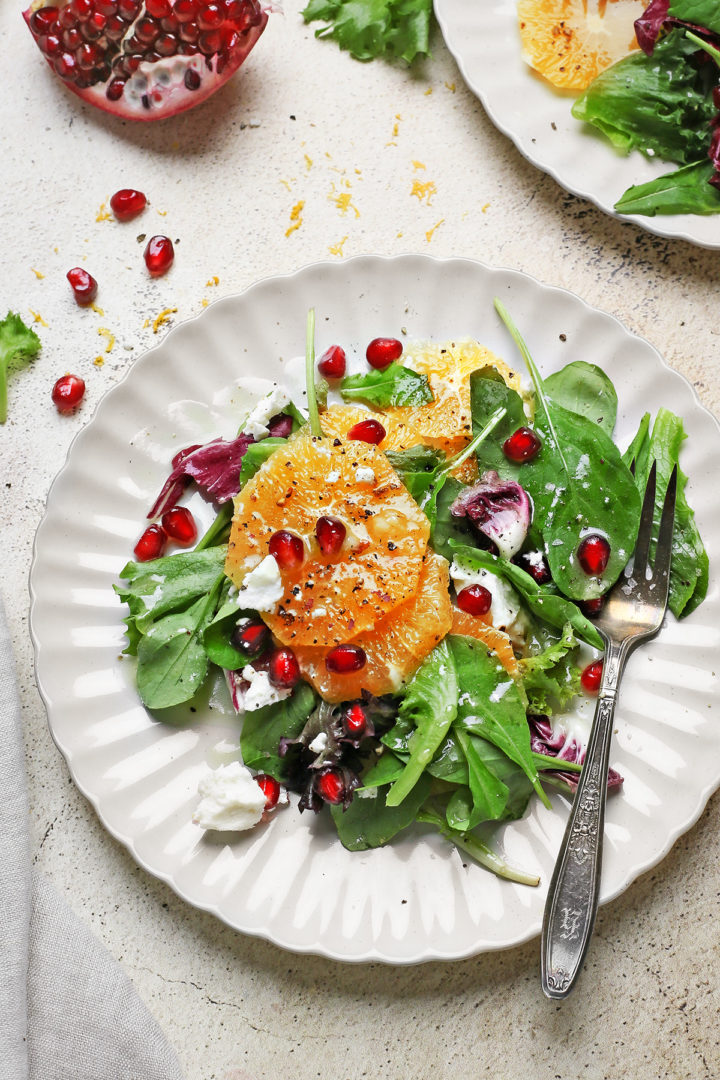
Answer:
529, 714, 623, 792
148, 434, 255, 519
450, 470, 531, 559
634, 0, 670, 52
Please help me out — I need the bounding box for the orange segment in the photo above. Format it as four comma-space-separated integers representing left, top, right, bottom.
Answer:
320, 404, 420, 452
518, 0, 642, 92
451, 610, 519, 677
295, 553, 453, 702
226, 430, 430, 647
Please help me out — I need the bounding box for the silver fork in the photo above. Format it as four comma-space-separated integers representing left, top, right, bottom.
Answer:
541, 460, 677, 999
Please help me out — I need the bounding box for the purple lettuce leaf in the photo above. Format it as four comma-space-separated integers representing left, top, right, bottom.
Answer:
635, 0, 715, 54
450, 470, 531, 559
147, 434, 256, 519
529, 713, 623, 793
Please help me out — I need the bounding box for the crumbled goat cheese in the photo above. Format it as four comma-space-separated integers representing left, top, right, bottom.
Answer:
238, 554, 284, 613
242, 387, 290, 439
354, 466, 376, 485
242, 665, 292, 712
193, 761, 266, 832
326, 470, 340, 484
308, 732, 328, 754
523, 550, 546, 571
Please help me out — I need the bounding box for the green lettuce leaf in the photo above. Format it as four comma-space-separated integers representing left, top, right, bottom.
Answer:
0, 311, 42, 423
302, 0, 432, 64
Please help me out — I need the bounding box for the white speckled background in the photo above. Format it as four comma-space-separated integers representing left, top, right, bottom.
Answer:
4, 2, 720, 1078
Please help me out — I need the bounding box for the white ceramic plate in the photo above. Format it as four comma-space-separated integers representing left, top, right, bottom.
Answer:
30, 254, 720, 963
434, 0, 720, 249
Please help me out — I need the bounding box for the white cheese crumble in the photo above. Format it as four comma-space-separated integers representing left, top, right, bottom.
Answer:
450, 559, 527, 642
326, 470, 340, 484
242, 387, 290, 439
308, 732, 328, 754
242, 665, 292, 712
523, 550, 546, 571
192, 761, 266, 832
354, 466, 376, 485
237, 554, 284, 613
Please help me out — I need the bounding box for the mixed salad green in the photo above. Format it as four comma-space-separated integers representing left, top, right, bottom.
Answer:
115, 302, 707, 884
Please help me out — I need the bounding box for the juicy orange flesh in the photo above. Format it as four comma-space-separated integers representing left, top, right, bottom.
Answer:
450, 610, 519, 677
226, 429, 430, 647
518, 0, 642, 92
295, 553, 453, 702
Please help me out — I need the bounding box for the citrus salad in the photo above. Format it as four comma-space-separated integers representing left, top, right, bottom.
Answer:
115, 302, 707, 884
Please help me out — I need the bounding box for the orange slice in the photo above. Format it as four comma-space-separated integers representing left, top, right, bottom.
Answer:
226, 430, 430, 647
450, 609, 519, 677
295, 553, 453, 702
518, 0, 642, 92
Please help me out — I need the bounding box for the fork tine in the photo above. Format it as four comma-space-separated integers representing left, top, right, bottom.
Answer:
651, 465, 678, 604
632, 460, 657, 579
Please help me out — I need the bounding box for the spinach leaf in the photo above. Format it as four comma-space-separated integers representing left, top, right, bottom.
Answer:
136, 574, 224, 709
469, 367, 527, 479
331, 773, 432, 851
385, 640, 458, 807
622, 412, 652, 471
450, 543, 604, 650
495, 300, 641, 600
544, 361, 617, 437
445, 727, 509, 830
572, 32, 717, 167
340, 362, 433, 407
447, 635, 551, 810
430, 477, 475, 558
238, 437, 287, 487
614, 160, 720, 217
202, 591, 255, 670
416, 803, 540, 885
240, 683, 317, 779
116, 547, 227, 632
359, 749, 406, 789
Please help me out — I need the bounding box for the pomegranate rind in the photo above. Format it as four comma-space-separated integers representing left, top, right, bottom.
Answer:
295, 553, 453, 702
226, 430, 431, 647
517, 0, 642, 92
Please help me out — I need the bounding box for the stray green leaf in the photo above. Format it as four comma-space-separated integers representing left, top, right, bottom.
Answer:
340, 362, 433, 407
0, 311, 42, 423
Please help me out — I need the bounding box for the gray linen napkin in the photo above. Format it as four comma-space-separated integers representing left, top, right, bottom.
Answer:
0, 598, 185, 1080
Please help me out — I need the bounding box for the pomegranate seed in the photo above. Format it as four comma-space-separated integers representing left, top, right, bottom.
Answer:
106, 78, 126, 101
94, 0, 119, 14
62, 28, 82, 49
197, 3, 223, 28
66, 267, 98, 306
110, 188, 147, 221
184, 68, 201, 90
155, 32, 178, 54
76, 42, 101, 68
256, 773, 281, 810
198, 28, 221, 52
58, 6, 76, 28
325, 644, 366, 674
268, 647, 301, 689
268, 529, 304, 568
161, 506, 197, 545
118, 0, 141, 17
144, 235, 174, 277
366, 337, 402, 370
346, 418, 385, 444
503, 426, 542, 463
174, 0, 197, 22
315, 516, 346, 556
105, 15, 125, 39
456, 584, 492, 617
71, 0, 93, 17
31, 7, 60, 34
51, 374, 86, 413
231, 618, 270, 657
517, 551, 551, 585
133, 524, 167, 562
580, 659, 603, 694
581, 596, 605, 618
135, 17, 160, 42
344, 702, 367, 738
146, 0, 172, 15
316, 769, 345, 805
42, 33, 62, 55
577, 534, 611, 576
317, 344, 346, 379
179, 19, 199, 41
55, 52, 78, 78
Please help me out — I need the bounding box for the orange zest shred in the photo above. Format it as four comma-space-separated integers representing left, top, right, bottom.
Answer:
31, 268, 44, 279
95, 201, 112, 222
425, 218, 445, 243
411, 179, 437, 206
328, 236, 348, 256
285, 200, 305, 237
29, 309, 47, 327
152, 307, 177, 334
98, 327, 115, 352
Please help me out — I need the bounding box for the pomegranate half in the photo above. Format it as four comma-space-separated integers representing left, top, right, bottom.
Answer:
23, 0, 269, 121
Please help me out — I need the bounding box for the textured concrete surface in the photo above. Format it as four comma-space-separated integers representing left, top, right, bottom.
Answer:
3, 2, 720, 1078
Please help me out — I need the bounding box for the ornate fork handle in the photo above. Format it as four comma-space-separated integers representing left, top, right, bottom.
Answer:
541, 639, 628, 998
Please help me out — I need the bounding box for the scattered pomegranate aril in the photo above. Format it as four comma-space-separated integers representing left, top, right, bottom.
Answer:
66, 266, 98, 306
344, 703, 367, 738
316, 768, 346, 805
581, 659, 603, 694
325, 644, 366, 674
366, 337, 402, 370
23, 0, 269, 122
110, 188, 147, 221
317, 344, 346, 379
133, 523, 167, 562
231, 618, 270, 657
144, 235, 174, 277
503, 426, 542, 463
517, 551, 552, 585
346, 418, 386, 445
315, 516, 346, 557
161, 506, 197, 546
577, 534, 611, 576
255, 773, 281, 810
456, 584, 493, 617
581, 596, 605, 618
52, 374, 86, 413
268, 647, 301, 689
268, 529, 304, 569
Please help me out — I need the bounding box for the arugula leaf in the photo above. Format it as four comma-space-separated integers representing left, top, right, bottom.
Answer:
385, 640, 458, 806
615, 160, 720, 217
340, 362, 433, 407
240, 683, 317, 779
136, 574, 224, 709
331, 771, 432, 850
416, 803, 540, 885
0, 312, 42, 423
445, 727, 509, 830
115, 547, 228, 638
302, 0, 432, 64
544, 362, 618, 437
